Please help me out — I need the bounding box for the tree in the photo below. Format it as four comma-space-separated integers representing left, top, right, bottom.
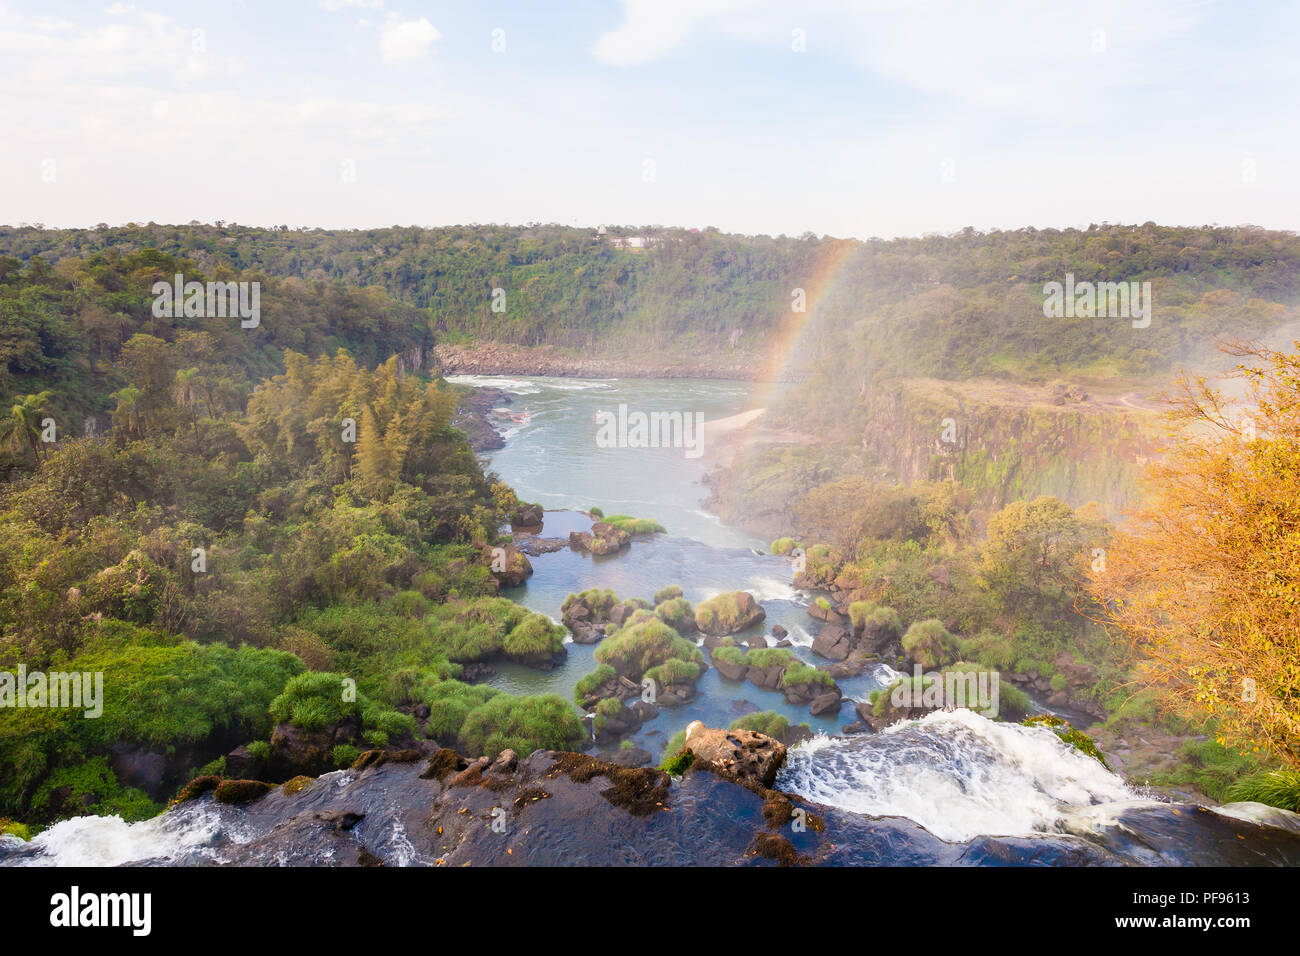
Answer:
174, 368, 201, 430
1090, 340, 1300, 768
980, 495, 1101, 611
1, 391, 54, 466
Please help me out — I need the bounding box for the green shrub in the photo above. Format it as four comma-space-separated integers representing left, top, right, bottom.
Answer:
29, 758, 161, 823
902, 619, 960, 668
653, 585, 683, 604
782, 662, 835, 689
644, 657, 702, 688
269, 671, 357, 729
731, 711, 790, 740
423, 680, 500, 740
848, 600, 878, 630
654, 596, 694, 629
502, 613, 566, 661
770, 537, 797, 556
331, 744, 362, 768
574, 664, 616, 708
1022, 715, 1109, 768
745, 648, 797, 670
0, 818, 32, 841
602, 515, 666, 534
1224, 770, 1300, 812
595, 617, 702, 680
457, 693, 585, 757
246, 740, 270, 761
694, 590, 761, 635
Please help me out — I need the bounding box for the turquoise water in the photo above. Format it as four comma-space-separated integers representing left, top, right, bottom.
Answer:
448, 374, 897, 760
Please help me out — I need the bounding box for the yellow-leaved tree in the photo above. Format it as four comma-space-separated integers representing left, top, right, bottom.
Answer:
1090, 340, 1300, 768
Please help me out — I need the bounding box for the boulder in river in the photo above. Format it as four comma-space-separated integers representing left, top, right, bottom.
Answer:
511, 502, 545, 529
569, 522, 632, 556
811, 622, 852, 661
683, 722, 787, 790
694, 590, 766, 636
482, 543, 533, 588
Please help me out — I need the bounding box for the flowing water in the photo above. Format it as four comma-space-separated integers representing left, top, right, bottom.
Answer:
7, 373, 1300, 865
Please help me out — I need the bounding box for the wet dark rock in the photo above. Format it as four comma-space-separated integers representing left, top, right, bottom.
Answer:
609, 747, 653, 768
812, 622, 852, 661
224, 744, 265, 781
47, 743, 1300, 868
452, 386, 508, 452
514, 535, 568, 557
809, 691, 844, 717
771, 625, 788, 639
511, 502, 544, 529
267, 716, 362, 781
109, 747, 170, 800
630, 700, 660, 722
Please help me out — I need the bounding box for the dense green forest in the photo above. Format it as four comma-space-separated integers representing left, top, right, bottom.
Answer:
2, 222, 1297, 383
0, 250, 586, 825
3, 221, 1298, 827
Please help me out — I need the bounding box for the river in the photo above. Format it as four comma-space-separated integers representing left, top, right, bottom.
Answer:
5, 374, 1300, 865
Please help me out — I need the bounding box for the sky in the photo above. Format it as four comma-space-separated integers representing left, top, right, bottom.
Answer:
0, 0, 1296, 238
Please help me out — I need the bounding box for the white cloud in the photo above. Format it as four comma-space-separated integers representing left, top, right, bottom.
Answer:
591, 0, 1207, 115
592, 0, 756, 66
379, 15, 439, 63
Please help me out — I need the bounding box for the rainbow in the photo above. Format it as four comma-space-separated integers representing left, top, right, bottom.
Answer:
749, 238, 862, 410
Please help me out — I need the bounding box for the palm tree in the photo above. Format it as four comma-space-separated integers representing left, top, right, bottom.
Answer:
111, 385, 143, 440
174, 367, 201, 430
0, 391, 54, 467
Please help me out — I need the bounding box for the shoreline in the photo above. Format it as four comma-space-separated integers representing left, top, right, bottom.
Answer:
435, 342, 794, 382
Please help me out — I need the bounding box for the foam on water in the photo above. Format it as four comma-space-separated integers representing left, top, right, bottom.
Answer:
778, 709, 1136, 842
3, 803, 233, 867
444, 374, 541, 395
743, 576, 798, 603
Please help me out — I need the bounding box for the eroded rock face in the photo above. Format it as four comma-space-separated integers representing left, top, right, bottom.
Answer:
683, 722, 787, 790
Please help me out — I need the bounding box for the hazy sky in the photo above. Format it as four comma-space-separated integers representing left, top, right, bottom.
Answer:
1, 0, 1296, 238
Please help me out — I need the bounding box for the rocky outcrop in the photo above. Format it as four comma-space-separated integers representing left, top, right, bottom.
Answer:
694, 590, 766, 636
265, 715, 362, 781
511, 502, 544, 528
811, 623, 852, 661
483, 543, 533, 588
569, 522, 632, 556
683, 722, 787, 790
451, 385, 509, 452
